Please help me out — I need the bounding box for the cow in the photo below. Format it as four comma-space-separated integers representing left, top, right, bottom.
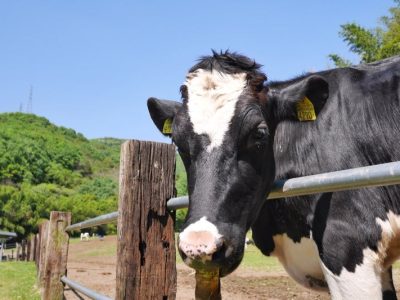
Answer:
80, 232, 90, 241
147, 51, 400, 299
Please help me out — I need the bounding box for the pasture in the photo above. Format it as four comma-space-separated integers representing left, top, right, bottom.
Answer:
64, 235, 395, 300
0, 261, 40, 300
65, 235, 327, 299
2, 235, 400, 299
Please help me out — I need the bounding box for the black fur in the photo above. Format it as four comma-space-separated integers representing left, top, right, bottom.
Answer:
253, 57, 400, 277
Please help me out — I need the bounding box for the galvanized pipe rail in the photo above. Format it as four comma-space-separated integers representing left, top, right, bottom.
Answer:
61, 276, 112, 300
63, 161, 400, 226
60, 160, 400, 300
65, 211, 118, 232
167, 161, 400, 209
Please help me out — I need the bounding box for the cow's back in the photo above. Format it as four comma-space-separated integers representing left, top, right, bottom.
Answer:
274, 56, 400, 177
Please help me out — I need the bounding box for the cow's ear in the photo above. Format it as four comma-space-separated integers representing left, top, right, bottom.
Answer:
271, 75, 329, 122
147, 97, 182, 136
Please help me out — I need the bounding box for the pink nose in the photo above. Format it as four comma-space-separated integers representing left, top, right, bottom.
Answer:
179, 230, 224, 260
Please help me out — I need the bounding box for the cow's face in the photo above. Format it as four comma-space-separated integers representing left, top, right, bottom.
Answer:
147, 51, 328, 276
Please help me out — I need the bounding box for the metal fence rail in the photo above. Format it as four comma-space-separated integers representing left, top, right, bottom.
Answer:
167, 161, 400, 208
63, 161, 400, 229
65, 212, 118, 232
59, 160, 400, 299
61, 276, 112, 300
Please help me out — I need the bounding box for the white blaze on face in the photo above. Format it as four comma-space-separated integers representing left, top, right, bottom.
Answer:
185, 69, 247, 152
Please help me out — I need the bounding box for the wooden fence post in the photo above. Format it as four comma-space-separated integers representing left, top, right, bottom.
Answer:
27, 239, 31, 261
21, 239, 26, 261
35, 233, 40, 268
116, 140, 177, 299
31, 234, 37, 262
38, 221, 49, 280
16, 243, 21, 261
41, 211, 71, 300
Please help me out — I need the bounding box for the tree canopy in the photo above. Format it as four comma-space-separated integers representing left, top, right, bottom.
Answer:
0, 113, 122, 238
330, 0, 400, 66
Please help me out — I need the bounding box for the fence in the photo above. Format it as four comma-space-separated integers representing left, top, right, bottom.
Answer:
1, 239, 36, 262
25, 139, 400, 300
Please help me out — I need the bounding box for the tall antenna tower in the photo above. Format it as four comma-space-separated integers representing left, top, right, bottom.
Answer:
27, 86, 33, 114
19, 102, 23, 113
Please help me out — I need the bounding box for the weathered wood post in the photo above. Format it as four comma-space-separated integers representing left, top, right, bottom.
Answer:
38, 221, 49, 277
116, 140, 177, 299
31, 234, 37, 262
35, 233, 40, 268
26, 238, 31, 261
16, 243, 21, 261
41, 211, 71, 300
21, 239, 26, 261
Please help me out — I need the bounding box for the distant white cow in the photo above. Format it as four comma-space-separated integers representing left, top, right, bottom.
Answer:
80, 232, 90, 241
244, 237, 254, 249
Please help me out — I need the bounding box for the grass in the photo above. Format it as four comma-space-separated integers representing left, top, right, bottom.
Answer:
175, 242, 281, 271
0, 262, 40, 300
0, 235, 280, 300
174, 232, 282, 271
69, 237, 117, 257
81, 243, 116, 258
71, 234, 280, 270
240, 244, 282, 271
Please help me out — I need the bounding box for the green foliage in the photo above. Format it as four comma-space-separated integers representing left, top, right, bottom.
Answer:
0, 113, 122, 239
175, 154, 187, 197
330, 1, 400, 66
328, 54, 353, 68
0, 112, 192, 238
79, 177, 117, 199
175, 154, 188, 230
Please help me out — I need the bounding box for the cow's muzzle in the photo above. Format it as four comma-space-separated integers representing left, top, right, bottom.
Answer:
178, 217, 227, 263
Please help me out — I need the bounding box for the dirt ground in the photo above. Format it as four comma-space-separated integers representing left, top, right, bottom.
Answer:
64, 236, 398, 300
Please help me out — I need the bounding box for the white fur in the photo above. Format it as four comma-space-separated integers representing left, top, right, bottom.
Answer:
271, 234, 326, 290
186, 69, 247, 152
179, 216, 222, 242
80, 232, 90, 241
376, 210, 400, 260
320, 248, 382, 299
376, 211, 400, 292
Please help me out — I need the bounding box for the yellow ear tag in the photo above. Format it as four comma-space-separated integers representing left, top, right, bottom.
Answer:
162, 118, 173, 134
296, 97, 317, 121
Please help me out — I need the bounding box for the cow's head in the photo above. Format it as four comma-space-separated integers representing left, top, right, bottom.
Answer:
147, 51, 328, 276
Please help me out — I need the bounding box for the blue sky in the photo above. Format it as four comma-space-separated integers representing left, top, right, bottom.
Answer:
0, 1, 394, 142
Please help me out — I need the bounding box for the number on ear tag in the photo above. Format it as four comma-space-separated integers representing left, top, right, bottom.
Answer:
296, 97, 316, 121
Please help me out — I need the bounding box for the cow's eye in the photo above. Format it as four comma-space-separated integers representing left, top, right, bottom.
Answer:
253, 124, 268, 140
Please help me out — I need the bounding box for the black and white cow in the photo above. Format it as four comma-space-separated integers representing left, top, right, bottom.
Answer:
148, 51, 400, 299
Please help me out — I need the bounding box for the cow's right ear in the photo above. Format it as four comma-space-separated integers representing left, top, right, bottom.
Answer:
147, 97, 182, 136
270, 75, 329, 122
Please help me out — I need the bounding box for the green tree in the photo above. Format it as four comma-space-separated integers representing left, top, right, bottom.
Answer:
0, 113, 122, 238
330, 0, 400, 66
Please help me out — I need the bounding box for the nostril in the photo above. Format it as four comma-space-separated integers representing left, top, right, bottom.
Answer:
211, 239, 227, 261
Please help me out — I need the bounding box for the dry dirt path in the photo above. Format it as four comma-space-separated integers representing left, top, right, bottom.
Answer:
64, 236, 398, 299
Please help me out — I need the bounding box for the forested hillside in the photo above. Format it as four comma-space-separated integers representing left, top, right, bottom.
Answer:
0, 113, 123, 238
0, 113, 189, 238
